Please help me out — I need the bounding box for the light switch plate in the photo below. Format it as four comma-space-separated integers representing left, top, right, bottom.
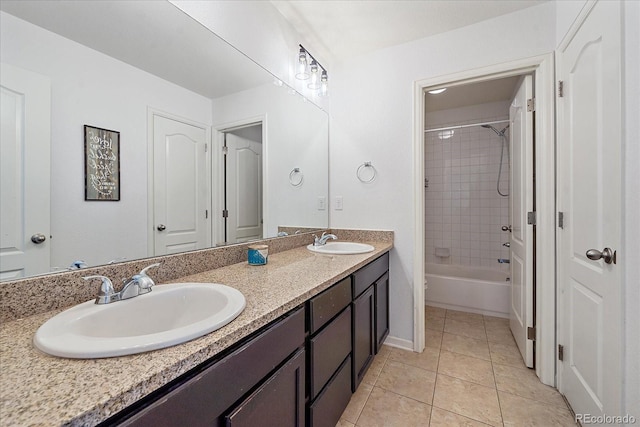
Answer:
317, 196, 327, 210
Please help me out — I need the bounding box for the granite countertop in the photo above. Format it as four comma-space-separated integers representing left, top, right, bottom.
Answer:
0, 242, 392, 427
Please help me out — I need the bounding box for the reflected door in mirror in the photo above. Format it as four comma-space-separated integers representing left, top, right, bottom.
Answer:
0, 63, 50, 280
225, 126, 263, 243
152, 114, 210, 255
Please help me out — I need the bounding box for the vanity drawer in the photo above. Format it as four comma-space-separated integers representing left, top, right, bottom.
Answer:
353, 252, 389, 298
309, 355, 352, 427
117, 307, 305, 427
309, 305, 351, 398
308, 276, 352, 333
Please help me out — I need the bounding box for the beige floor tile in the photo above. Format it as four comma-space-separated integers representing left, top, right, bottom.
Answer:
426, 315, 445, 332
444, 318, 487, 340
441, 332, 491, 361
485, 323, 516, 345
483, 315, 509, 327
425, 328, 443, 350
446, 309, 484, 324
362, 352, 387, 387
437, 351, 495, 388
388, 346, 439, 372
356, 386, 431, 427
341, 382, 372, 424
376, 360, 437, 404
426, 305, 446, 318
489, 340, 526, 368
377, 344, 393, 359
429, 407, 493, 426
499, 391, 577, 426
432, 374, 502, 426
336, 419, 356, 427
493, 364, 568, 408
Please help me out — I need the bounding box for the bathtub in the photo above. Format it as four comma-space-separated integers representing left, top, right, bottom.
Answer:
424, 263, 510, 318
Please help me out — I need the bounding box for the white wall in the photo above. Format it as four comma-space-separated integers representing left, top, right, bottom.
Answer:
329, 2, 556, 343
212, 83, 329, 237
0, 12, 213, 269
424, 101, 510, 271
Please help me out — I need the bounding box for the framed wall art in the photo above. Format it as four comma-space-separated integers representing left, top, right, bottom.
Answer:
84, 125, 120, 201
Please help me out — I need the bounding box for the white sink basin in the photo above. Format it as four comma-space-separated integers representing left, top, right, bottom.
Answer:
34, 283, 245, 359
307, 241, 375, 255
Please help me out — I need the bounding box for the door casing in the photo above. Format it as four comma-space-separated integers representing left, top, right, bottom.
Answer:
413, 53, 556, 386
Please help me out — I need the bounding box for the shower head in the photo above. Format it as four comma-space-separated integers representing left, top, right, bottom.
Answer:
482, 124, 509, 137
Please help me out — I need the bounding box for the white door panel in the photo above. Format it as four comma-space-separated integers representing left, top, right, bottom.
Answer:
226, 132, 262, 243
509, 74, 534, 368
153, 115, 209, 255
557, 0, 622, 418
0, 63, 50, 280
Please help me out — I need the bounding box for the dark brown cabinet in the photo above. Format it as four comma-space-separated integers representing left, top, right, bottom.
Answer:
351, 253, 389, 390
103, 252, 390, 427
307, 277, 352, 427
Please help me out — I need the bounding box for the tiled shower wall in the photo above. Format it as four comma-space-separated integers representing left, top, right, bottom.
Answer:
424, 101, 510, 271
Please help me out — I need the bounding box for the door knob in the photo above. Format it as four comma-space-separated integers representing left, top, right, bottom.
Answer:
31, 233, 46, 244
501, 225, 512, 232
586, 248, 616, 264
157, 224, 166, 231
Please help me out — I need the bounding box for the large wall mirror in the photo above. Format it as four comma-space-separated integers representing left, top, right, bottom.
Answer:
0, 1, 329, 281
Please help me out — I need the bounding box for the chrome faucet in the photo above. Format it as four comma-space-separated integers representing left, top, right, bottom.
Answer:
313, 232, 338, 246
69, 260, 88, 269
84, 263, 161, 305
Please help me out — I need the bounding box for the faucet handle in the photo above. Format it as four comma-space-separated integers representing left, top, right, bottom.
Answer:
83, 275, 117, 304
139, 262, 160, 276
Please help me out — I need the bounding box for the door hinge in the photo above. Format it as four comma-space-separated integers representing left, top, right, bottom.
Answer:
527, 211, 537, 225
527, 98, 535, 112
205, 210, 208, 219
558, 344, 564, 361
204, 144, 208, 153
222, 209, 228, 218
558, 212, 564, 229
222, 146, 228, 155
527, 327, 536, 341
558, 80, 564, 97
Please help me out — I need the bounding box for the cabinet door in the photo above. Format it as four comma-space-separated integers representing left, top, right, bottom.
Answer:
375, 272, 389, 353
352, 285, 375, 390
225, 349, 305, 427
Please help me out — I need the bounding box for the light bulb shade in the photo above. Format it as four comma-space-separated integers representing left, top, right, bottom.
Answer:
319, 71, 329, 96
308, 62, 320, 89
295, 48, 309, 80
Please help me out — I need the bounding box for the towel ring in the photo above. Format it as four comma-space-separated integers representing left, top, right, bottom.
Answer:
289, 168, 304, 187
356, 162, 377, 183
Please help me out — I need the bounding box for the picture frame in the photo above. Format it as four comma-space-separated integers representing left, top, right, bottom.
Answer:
84, 125, 120, 201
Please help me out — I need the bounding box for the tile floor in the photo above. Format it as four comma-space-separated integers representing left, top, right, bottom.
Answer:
337, 306, 577, 427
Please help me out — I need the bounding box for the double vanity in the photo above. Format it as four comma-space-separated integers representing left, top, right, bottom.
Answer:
0, 230, 392, 426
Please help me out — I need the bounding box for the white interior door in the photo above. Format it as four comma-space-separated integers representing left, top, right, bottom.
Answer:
557, 0, 622, 418
225, 132, 262, 243
0, 63, 50, 280
153, 115, 209, 255
509, 74, 535, 368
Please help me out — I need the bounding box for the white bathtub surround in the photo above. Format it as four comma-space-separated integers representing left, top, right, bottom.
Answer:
424, 263, 510, 318
424, 101, 511, 271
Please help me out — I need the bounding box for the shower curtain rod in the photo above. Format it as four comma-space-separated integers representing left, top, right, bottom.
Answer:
424, 119, 509, 133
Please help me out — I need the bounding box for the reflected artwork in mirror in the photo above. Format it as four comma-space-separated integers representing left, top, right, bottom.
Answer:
0, 0, 328, 281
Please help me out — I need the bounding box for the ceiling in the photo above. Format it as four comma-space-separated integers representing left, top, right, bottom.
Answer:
425, 75, 520, 113
271, 0, 548, 63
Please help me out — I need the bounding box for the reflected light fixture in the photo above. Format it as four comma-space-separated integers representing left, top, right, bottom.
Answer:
428, 88, 447, 94
295, 44, 328, 96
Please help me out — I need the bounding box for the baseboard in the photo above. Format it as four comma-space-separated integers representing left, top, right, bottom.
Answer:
382, 335, 414, 351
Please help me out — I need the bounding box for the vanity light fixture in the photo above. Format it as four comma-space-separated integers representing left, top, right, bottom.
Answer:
296, 45, 328, 96
428, 88, 447, 94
